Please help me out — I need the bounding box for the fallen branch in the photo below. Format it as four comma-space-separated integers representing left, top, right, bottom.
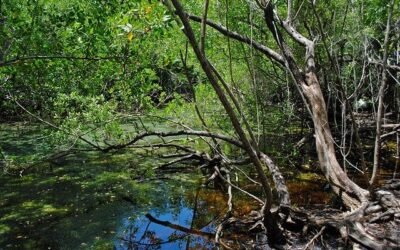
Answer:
303, 226, 325, 250
103, 130, 243, 152
130, 143, 196, 153
158, 152, 209, 169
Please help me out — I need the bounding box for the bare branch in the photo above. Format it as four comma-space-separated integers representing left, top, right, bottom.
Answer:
303, 226, 326, 250
102, 130, 244, 152
200, 0, 210, 54
130, 143, 196, 153
187, 14, 285, 65
214, 166, 264, 204
368, 58, 400, 72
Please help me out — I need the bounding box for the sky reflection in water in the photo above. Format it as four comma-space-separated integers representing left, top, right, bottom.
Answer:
115, 182, 219, 250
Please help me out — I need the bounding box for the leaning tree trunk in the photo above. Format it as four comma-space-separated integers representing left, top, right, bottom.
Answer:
167, 0, 288, 245
303, 71, 369, 208
263, 3, 369, 209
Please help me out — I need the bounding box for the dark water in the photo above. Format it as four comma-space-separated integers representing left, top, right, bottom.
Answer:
0, 123, 227, 249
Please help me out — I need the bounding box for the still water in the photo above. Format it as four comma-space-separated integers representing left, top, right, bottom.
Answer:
0, 123, 227, 249
114, 182, 219, 249
0, 123, 338, 249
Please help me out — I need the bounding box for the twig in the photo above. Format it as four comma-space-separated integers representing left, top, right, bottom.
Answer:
303, 226, 326, 250
214, 166, 264, 204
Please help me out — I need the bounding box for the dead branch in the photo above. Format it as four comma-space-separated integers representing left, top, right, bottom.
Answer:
158, 152, 209, 169
103, 130, 244, 152
213, 166, 264, 205
303, 226, 325, 250
130, 143, 196, 153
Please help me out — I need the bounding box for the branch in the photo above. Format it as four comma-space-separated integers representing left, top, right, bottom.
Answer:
102, 130, 244, 152
130, 143, 196, 153
368, 58, 400, 72
214, 166, 264, 204
199, 0, 210, 54
158, 152, 209, 169
287, 0, 293, 23
303, 226, 326, 250
0, 55, 125, 67
279, 14, 313, 47
187, 14, 284, 65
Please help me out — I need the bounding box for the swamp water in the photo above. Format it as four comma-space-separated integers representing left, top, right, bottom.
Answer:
0, 123, 332, 249
0, 124, 227, 249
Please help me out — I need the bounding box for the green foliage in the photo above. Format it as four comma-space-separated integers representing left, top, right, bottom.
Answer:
51, 92, 125, 146
0, 0, 189, 118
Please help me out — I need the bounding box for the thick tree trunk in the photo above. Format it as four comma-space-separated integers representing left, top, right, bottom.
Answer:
263, 3, 369, 209
303, 72, 369, 208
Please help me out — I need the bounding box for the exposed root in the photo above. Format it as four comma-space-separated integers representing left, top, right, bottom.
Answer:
211, 179, 400, 249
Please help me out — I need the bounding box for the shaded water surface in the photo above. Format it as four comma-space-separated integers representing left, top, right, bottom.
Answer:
0, 123, 227, 249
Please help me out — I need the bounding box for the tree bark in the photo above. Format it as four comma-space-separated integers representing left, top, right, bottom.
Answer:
262, 3, 369, 209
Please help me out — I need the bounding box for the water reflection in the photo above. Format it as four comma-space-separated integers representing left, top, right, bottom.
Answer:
115, 180, 226, 250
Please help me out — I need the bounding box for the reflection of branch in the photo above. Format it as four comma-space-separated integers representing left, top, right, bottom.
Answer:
145, 213, 214, 240
118, 233, 188, 247
186, 188, 200, 249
